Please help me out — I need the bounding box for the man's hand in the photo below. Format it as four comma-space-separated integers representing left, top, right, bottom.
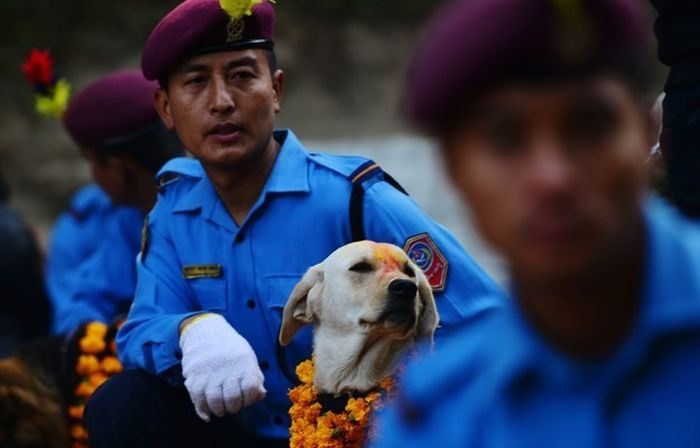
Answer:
179, 313, 266, 421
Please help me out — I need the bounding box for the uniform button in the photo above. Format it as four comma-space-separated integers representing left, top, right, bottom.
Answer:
235, 233, 245, 243
246, 299, 256, 309
259, 360, 270, 370
273, 415, 285, 426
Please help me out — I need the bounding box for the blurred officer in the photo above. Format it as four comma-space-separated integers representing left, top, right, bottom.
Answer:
371, 1, 700, 447
84, 0, 502, 446
0, 171, 51, 356
45, 183, 115, 334
50, 70, 184, 334
651, 0, 700, 218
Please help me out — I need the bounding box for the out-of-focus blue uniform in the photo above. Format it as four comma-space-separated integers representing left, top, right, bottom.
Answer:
48, 184, 145, 334
371, 198, 700, 448
46, 184, 113, 333
117, 130, 503, 439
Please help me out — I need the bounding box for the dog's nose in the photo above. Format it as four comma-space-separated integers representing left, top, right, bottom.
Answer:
388, 279, 418, 300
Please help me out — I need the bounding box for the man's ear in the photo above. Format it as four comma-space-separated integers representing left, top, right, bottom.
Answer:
154, 88, 175, 130
279, 264, 323, 346
272, 69, 285, 115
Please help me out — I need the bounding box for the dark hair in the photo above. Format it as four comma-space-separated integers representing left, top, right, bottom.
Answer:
92, 121, 184, 173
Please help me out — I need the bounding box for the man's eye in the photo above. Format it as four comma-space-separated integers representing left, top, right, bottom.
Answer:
185, 76, 206, 86
349, 262, 374, 273
231, 71, 255, 81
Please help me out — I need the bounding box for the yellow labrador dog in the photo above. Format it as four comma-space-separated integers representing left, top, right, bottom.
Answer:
279, 241, 438, 394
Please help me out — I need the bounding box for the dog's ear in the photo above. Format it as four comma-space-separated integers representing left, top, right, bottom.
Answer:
416, 266, 439, 347
279, 264, 324, 346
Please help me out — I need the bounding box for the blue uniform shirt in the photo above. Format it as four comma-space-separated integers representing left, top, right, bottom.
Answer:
47, 184, 144, 334
371, 198, 700, 448
46, 184, 112, 333
117, 130, 502, 439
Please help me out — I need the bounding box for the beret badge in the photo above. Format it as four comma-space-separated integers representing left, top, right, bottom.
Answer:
219, 0, 275, 43
549, 0, 594, 65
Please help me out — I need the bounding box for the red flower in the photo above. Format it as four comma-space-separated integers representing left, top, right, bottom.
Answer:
21, 49, 54, 86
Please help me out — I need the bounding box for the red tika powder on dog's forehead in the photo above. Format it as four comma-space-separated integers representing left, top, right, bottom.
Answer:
372, 243, 406, 272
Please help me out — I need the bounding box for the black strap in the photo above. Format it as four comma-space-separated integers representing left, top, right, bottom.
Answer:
276, 339, 301, 386
349, 160, 408, 242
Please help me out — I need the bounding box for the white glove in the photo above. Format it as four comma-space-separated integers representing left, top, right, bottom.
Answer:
179, 314, 267, 422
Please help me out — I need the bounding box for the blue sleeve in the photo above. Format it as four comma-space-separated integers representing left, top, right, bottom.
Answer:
362, 181, 504, 340
45, 212, 87, 334
53, 208, 143, 334
116, 199, 201, 375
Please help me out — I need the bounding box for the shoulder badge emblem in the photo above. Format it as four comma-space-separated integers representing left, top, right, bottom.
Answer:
403, 233, 448, 291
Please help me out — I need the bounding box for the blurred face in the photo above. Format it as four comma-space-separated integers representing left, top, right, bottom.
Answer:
155, 49, 284, 169
82, 149, 127, 204
443, 77, 653, 283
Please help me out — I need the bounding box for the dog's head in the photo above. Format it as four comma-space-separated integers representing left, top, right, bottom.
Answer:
279, 241, 439, 349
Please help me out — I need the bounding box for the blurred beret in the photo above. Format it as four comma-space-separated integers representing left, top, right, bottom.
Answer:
63, 69, 159, 148
404, 0, 652, 134
142, 0, 276, 81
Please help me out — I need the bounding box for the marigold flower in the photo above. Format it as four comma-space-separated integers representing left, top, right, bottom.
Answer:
295, 359, 314, 385
79, 334, 106, 354
68, 405, 85, 420
70, 424, 88, 441
76, 355, 100, 375
75, 381, 96, 398
88, 372, 109, 388
101, 356, 123, 374
86, 321, 108, 338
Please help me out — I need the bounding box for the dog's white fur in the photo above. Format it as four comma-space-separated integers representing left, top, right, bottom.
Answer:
279, 241, 438, 395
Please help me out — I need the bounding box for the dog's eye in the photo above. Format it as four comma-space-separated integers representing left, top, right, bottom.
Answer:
403, 264, 415, 277
349, 261, 374, 273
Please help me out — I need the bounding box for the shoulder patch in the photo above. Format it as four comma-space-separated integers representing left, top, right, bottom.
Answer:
404, 233, 448, 291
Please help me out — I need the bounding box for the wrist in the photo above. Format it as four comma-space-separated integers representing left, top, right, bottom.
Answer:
179, 313, 217, 336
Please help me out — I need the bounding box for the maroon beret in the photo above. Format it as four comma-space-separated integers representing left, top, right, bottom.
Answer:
404, 0, 651, 134
63, 69, 159, 148
142, 0, 276, 81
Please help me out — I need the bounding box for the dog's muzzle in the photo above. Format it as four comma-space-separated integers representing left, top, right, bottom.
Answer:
380, 279, 418, 329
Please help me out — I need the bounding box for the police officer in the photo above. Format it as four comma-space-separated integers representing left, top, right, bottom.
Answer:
84, 0, 503, 446
371, 1, 700, 447
45, 183, 118, 334
49, 70, 184, 334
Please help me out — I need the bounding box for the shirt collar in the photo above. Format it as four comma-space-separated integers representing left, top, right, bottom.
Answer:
498, 197, 700, 391
172, 129, 310, 219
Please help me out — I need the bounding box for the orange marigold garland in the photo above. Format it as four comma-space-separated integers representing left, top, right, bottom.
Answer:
288, 359, 395, 448
70, 321, 124, 448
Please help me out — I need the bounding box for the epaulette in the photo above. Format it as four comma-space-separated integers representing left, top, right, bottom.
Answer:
347, 160, 408, 241
306, 152, 374, 178
156, 157, 204, 192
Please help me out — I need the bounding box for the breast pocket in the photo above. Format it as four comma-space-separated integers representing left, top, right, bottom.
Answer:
188, 277, 228, 312
264, 273, 313, 369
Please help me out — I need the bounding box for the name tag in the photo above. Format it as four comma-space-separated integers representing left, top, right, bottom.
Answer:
182, 264, 223, 279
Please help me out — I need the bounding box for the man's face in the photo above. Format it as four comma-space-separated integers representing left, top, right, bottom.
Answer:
444, 77, 653, 283
82, 148, 127, 205
155, 49, 283, 169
